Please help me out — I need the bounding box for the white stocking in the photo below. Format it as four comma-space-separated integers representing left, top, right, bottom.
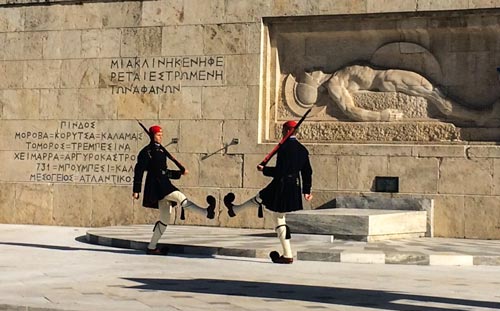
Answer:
232, 194, 262, 215
165, 190, 206, 217
274, 213, 292, 258
148, 200, 171, 249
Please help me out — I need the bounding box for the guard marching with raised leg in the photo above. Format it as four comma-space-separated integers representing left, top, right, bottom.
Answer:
133, 124, 216, 255
224, 118, 313, 264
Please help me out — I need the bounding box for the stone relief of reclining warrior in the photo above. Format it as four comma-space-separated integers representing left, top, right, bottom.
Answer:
287, 64, 500, 127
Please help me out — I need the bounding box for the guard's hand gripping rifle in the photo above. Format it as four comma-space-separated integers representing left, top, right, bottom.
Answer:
136, 120, 186, 174
258, 108, 312, 168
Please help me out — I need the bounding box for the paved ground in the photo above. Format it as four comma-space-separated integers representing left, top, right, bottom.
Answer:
1, 224, 500, 311
87, 224, 500, 266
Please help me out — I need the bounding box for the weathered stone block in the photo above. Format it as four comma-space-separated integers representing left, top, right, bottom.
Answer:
53, 184, 92, 226
1, 89, 40, 119
225, 54, 260, 86
388, 157, 438, 193
40, 89, 80, 119
411, 145, 466, 158
4, 33, 24, 61
43, 30, 82, 59
0, 7, 23, 32
100, 2, 141, 28
0, 182, 16, 223
142, 0, 184, 26
204, 24, 248, 55
338, 156, 388, 191
272, 0, 316, 16
179, 120, 222, 153
202, 86, 248, 119
223, 120, 259, 155
495, 159, 500, 196
167, 152, 200, 188
314, 0, 366, 14
162, 25, 204, 56
100, 29, 122, 58
14, 183, 53, 225
199, 154, 243, 188
464, 196, 500, 239
310, 155, 338, 191
24, 5, 64, 31
225, 0, 272, 23
417, 0, 469, 11
1, 61, 23, 88
242, 154, 273, 189
159, 87, 202, 120
24, 32, 45, 60
183, 0, 225, 25
367, 0, 416, 12
438, 158, 493, 195
91, 185, 133, 227
63, 3, 102, 30
433, 195, 465, 238
79, 89, 117, 120
121, 27, 162, 57
24, 60, 62, 89
246, 23, 261, 54
60, 59, 99, 89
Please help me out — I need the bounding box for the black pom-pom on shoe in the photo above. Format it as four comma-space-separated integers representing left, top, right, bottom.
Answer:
269, 251, 280, 262
269, 251, 293, 264
223, 192, 236, 217
206, 195, 216, 219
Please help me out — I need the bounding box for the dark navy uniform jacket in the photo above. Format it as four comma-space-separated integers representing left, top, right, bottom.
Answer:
133, 143, 181, 209
259, 137, 312, 213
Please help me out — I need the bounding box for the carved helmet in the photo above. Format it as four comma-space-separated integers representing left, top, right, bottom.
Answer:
294, 70, 330, 105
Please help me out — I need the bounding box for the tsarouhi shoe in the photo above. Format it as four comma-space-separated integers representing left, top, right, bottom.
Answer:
146, 246, 169, 255
206, 195, 216, 219
223, 193, 236, 217
269, 251, 293, 264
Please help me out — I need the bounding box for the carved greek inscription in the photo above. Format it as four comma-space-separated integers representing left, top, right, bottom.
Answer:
109, 56, 224, 95
13, 121, 143, 184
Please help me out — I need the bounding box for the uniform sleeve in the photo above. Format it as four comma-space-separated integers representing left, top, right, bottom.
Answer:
167, 169, 182, 179
300, 150, 312, 194
262, 166, 276, 177
133, 149, 149, 193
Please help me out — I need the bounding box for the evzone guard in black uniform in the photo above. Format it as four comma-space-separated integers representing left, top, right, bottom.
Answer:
224, 120, 313, 264
133, 125, 216, 255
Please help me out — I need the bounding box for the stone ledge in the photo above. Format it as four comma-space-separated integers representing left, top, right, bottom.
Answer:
286, 208, 427, 241
336, 195, 434, 237
85, 225, 500, 266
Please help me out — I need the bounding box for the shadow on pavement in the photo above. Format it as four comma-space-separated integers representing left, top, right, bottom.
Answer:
0, 237, 217, 259
0, 237, 141, 255
122, 277, 500, 311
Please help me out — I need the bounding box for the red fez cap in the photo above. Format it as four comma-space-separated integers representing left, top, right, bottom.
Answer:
282, 120, 297, 130
149, 125, 162, 134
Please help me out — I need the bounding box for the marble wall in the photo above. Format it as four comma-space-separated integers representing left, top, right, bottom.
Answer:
0, 0, 499, 239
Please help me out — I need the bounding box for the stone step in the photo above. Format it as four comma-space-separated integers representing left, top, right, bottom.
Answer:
287, 208, 427, 242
